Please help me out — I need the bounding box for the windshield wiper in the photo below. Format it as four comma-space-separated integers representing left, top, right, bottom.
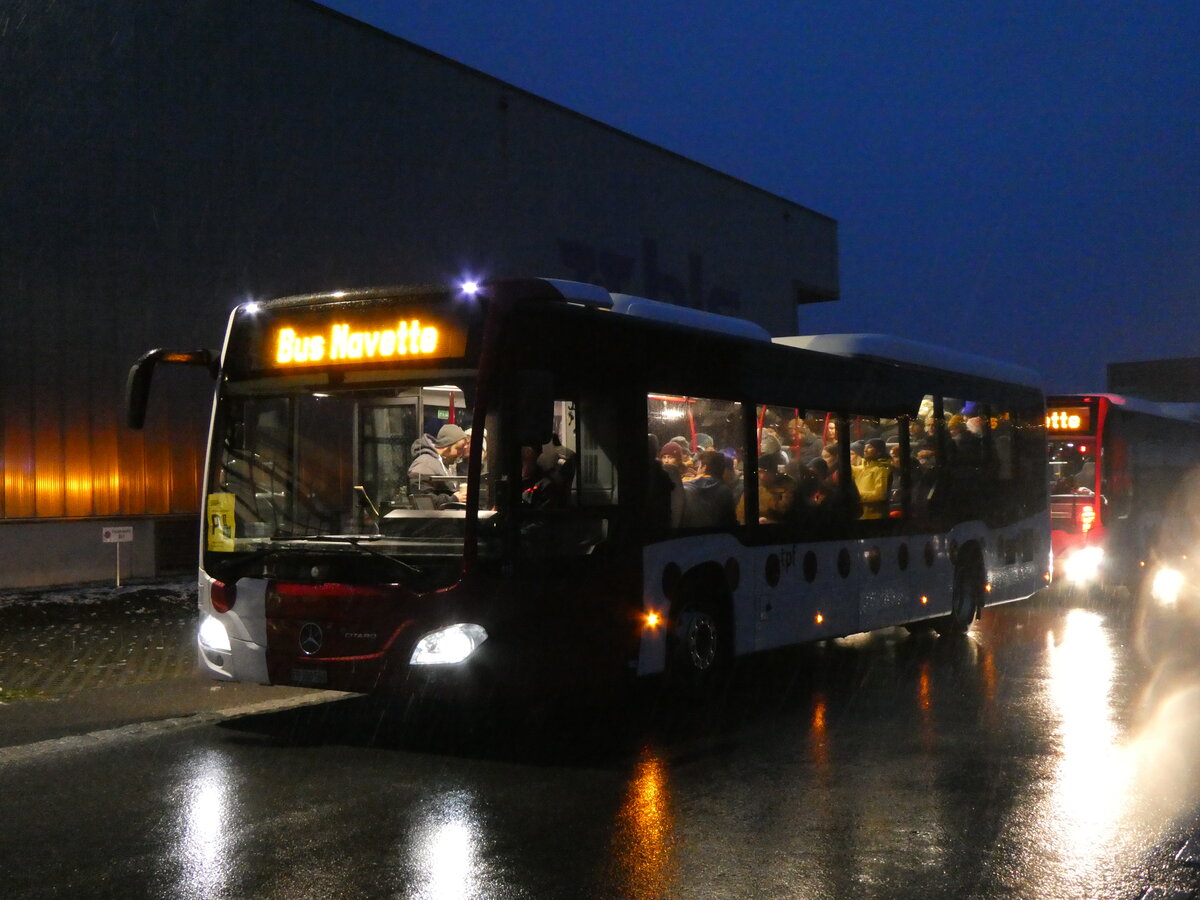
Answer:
272, 534, 424, 576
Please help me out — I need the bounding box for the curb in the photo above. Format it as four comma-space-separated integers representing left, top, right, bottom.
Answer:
0, 690, 350, 768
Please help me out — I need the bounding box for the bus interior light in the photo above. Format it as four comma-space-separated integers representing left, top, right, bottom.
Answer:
410, 623, 488, 665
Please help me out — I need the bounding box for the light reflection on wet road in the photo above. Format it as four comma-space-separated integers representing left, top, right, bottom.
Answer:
4, 587, 1200, 899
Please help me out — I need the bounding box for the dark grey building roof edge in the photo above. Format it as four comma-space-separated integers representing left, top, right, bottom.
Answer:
304, 0, 836, 226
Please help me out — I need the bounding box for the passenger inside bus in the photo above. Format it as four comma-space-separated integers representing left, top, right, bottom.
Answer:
680, 450, 738, 528
520, 440, 577, 508
854, 437, 891, 519
911, 441, 938, 521
407, 423, 468, 508
646, 434, 679, 533
737, 444, 788, 525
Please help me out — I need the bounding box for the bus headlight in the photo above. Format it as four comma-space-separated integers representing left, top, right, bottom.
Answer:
1151, 566, 1185, 608
410, 624, 488, 665
198, 614, 233, 653
1063, 546, 1104, 584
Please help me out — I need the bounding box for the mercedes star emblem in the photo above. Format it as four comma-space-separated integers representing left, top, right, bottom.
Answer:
298, 622, 323, 655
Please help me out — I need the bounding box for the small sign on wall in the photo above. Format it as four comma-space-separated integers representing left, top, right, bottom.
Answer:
102, 526, 134, 544
101, 525, 134, 586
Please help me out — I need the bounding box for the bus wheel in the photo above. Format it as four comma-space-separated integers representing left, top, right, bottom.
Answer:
670, 598, 729, 689
937, 555, 982, 636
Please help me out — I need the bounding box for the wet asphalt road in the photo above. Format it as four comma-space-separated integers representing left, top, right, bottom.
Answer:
3, 586, 1200, 898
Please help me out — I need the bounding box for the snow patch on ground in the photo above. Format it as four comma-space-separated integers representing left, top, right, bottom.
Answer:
0, 578, 197, 611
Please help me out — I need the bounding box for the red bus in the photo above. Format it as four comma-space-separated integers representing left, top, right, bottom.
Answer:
1047, 393, 1200, 588
128, 278, 1051, 700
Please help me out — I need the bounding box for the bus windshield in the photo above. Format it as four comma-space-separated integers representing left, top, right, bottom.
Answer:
203, 376, 496, 585
1048, 439, 1096, 496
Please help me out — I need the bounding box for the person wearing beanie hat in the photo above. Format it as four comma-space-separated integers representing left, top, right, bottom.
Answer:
660, 440, 698, 482
434, 423, 467, 449
408, 423, 469, 506
651, 440, 690, 526
659, 441, 686, 468
849, 440, 865, 472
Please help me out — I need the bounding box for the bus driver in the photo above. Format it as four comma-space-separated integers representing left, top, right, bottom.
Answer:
408, 423, 469, 507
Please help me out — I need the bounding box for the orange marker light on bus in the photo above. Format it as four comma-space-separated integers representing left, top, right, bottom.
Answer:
815, 613, 825, 625
644, 611, 661, 629
920, 595, 929, 605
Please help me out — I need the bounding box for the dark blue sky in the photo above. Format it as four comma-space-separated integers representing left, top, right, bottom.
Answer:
321, 0, 1198, 392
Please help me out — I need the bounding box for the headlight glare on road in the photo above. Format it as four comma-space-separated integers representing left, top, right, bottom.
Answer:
1063, 546, 1104, 585
1151, 566, 1185, 608
410, 623, 488, 665
198, 614, 233, 653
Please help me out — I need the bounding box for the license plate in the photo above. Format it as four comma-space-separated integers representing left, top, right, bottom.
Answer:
290, 668, 328, 686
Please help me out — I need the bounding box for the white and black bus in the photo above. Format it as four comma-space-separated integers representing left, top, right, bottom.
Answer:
128, 278, 1050, 698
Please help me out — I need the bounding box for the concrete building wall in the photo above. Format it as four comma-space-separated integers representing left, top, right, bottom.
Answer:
1108, 358, 1200, 402
0, 0, 838, 587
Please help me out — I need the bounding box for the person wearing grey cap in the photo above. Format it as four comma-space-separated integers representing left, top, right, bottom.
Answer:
407, 423, 468, 506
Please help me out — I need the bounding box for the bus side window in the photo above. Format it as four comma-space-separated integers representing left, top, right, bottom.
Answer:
1014, 404, 1048, 518
848, 416, 901, 522
941, 397, 987, 523
648, 394, 743, 532
574, 393, 620, 507
517, 392, 618, 558
910, 395, 938, 526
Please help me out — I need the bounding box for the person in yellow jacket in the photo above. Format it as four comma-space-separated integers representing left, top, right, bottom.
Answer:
854, 438, 891, 519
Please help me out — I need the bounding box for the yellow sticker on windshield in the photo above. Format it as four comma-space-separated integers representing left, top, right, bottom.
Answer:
207, 493, 236, 552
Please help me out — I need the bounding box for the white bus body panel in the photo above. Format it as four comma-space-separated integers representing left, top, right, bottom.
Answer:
198, 574, 271, 684
636, 512, 1048, 676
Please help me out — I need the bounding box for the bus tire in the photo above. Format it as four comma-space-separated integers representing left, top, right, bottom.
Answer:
937, 552, 983, 636
669, 596, 730, 690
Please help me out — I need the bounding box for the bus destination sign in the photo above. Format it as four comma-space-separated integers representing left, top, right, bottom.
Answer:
272, 317, 465, 367
1046, 406, 1092, 433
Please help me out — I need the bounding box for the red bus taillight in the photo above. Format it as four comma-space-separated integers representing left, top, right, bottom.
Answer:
1078, 504, 1096, 533
211, 579, 237, 613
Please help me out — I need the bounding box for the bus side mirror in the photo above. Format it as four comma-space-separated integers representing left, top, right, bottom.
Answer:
515, 369, 554, 446
126, 348, 218, 429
